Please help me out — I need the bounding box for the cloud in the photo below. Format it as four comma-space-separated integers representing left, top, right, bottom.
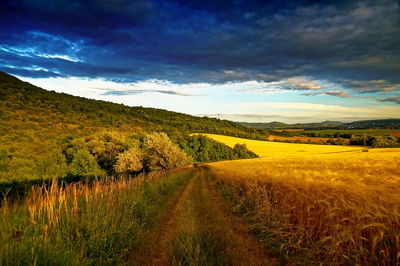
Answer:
302, 90, 353, 98
279, 76, 323, 90
102, 89, 202, 96
340, 79, 400, 93
219, 102, 400, 122
378, 96, 400, 104
0, 0, 398, 88
227, 102, 375, 113
243, 76, 324, 94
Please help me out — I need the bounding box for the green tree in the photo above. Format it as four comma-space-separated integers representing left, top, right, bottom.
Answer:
233, 143, 257, 159
67, 149, 104, 177
114, 147, 144, 174
144, 132, 193, 171
372, 135, 399, 148
83, 131, 130, 173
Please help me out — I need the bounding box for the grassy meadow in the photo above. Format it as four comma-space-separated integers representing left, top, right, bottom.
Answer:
204, 134, 400, 264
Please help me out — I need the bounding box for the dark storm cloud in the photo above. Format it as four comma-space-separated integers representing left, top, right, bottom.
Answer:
0, 0, 399, 94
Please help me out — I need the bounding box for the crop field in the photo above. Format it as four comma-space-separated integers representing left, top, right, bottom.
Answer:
197, 133, 362, 157
302, 129, 400, 136
271, 129, 305, 132
204, 134, 400, 264
266, 134, 350, 143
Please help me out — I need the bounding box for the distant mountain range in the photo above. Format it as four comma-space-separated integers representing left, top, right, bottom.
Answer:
239, 119, 400, 130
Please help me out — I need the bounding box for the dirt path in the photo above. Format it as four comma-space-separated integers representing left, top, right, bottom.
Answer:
128, 167, 277, 265
128, 171, 198, 266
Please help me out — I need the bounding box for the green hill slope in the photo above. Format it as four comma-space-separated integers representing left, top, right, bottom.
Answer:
0, 71, 265, 182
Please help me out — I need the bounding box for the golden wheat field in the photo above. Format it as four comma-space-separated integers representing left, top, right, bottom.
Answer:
197, 133, 364, 157
202, 134, 400, 264
266, 134, 351, 144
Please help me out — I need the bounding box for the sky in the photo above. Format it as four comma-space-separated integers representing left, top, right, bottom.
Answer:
1, 0, 400, 123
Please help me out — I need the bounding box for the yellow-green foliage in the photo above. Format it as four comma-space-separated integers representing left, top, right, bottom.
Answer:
114, 147, 144, 174
208, 141, 400, 264
144, 132, 193, 171
64, 131, 132, 175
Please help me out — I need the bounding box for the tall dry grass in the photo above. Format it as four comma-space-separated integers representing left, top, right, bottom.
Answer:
210, 152, 400, 264
0, 169, 193, 265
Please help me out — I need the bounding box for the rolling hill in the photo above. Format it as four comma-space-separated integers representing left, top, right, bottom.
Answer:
0, 71, 265, 182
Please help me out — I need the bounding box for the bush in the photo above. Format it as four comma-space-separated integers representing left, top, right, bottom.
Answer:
232, 144, 257, 159
114, 147, 144, 174
372, 135, 399, 148
67, 149, 104, 177
350, 135, 399, 148
83, 131, 130, 174
144, 132, 193, 171
178, 135, 257, 162
327, 138, 345, 145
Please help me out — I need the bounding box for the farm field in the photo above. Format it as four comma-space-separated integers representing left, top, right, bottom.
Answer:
204, 134, 400, 264
196, 133, 363, 157
271, 129, 305, 132
300, 129, 400, 137
266, 134, 350, 143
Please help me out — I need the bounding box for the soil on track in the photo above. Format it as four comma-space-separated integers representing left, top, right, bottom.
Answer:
128, 167, 277, 266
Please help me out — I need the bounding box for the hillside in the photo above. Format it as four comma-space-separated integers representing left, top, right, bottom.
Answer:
345, 119, 400, 129
0, 71, 265, 182
239, 119, 400, 130
239, 121, 345, 129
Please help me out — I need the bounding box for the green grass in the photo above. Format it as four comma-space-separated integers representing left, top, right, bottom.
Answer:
171, 231, 225, 266
0, 169, 193, 265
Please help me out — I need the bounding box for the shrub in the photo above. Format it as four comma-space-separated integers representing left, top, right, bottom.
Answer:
372, 135, 399, 148
144, 132, 193, 171
232, 143, 257, 159
67, 149, 104, 177
83, 131, 130, 173
114, 147, 144, 174
179, 135, 257, 163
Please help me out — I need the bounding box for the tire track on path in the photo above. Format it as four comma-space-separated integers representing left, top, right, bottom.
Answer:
129, 166, 277, 265
128, 170, 198, 266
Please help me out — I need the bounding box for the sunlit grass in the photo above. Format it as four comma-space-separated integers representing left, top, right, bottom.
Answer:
0, 169, 193, 265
